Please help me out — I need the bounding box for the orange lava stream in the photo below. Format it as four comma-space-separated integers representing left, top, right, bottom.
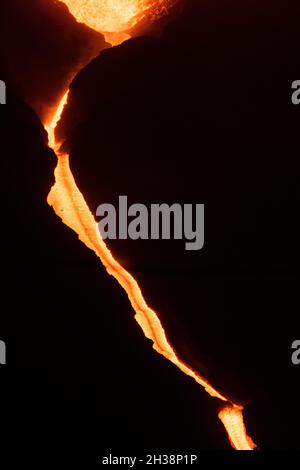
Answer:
44, 91, 256, 451
59, 0, 174, 34
46, 107, 227, 402
45, 91, 69, 150
219, 407, 256, 451
44, 0, 257, 450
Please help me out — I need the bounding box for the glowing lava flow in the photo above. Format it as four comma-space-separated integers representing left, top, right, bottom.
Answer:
59, 0, 175, 34
219, 407, 256, 451
46, 94, 227, 402
44, 90, 256, 451
45, 91, 69, 150
43, 0, 257, 450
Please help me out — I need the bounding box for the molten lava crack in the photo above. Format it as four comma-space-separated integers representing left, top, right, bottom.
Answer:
43, 0, 257, 450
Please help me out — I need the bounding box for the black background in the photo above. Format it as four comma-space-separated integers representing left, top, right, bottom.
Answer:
0, 0, 300, 451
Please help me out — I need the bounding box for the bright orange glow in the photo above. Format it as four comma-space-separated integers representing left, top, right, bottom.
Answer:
219, 406, 256, 450
47, 152, 226, 402
45, 90, 69, 150
58, 0, 174, 35
44, 92, 256, 450
42, 1, 257, 451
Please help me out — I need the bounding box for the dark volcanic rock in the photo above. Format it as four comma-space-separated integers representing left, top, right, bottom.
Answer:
56, 0, 300, 448
0, 0, 108, 122
1, 88, 231, 449
1, 0, 300, 449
